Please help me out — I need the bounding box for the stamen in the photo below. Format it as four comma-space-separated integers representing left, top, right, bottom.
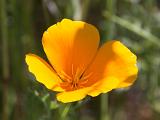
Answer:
71, 64, 74, 77
58, 66, 92, 91
80, 72, 92, 81
78, 79, 89, 85
58, 70, 72, 82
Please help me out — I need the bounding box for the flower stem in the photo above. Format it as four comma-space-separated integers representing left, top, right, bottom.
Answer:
81, 0, 90, 20
105, 0, 116, 40
100, 94, 109, 120
100, 0, 117, 120
72, 0, 82, 20
60, 103, 71, 120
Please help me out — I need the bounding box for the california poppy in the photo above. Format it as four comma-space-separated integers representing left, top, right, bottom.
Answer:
25, 19, 138, 103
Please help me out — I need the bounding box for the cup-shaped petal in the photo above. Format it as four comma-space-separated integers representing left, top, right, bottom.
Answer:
84, 41, 138, 92
42, 19, 100, 78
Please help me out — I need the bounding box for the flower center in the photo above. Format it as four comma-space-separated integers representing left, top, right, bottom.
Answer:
58, 65, 91, 91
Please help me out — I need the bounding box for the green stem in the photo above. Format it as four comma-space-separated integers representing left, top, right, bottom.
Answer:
0, 0, 9, 80
81, 0, 90, 20
0, 0, 9, 119
60, 103, 71, 120
72, 0, 90, 20
105, 0, 116, 40
72, 0, 82, 20
100, 0, 117, 120
100, 94, 109, 120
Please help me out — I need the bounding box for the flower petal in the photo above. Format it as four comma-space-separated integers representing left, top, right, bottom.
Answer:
57, 77, 119, 103
42, 19, 99, 77
84, 40, 138, 88
88, 77, 119, 97
25, 54, 63, 91
56, 87, 91, 103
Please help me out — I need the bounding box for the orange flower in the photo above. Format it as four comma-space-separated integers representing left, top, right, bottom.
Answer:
25, 19, 138, 103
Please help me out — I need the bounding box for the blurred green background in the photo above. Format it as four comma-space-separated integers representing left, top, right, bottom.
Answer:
0, 0, 160, 120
